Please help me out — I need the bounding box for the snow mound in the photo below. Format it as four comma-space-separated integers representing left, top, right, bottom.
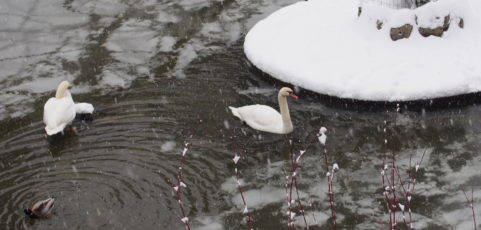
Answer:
244, 0, 481, 101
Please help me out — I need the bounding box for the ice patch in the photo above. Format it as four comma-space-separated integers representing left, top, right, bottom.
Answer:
101, 70, 127, 87
156, 11, 179, 23
105, 19, 159, 65
233, 186, 305, 209
159, 36, 176, 52
221, 176, 244, 194
194, 216, 223, 230
161, 141, 176, 152
171, 42, 199, 78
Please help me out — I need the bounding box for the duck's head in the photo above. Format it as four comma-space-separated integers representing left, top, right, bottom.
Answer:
23, 207, 37, 218
55, 81, 72, 99
279, 87, 298, 99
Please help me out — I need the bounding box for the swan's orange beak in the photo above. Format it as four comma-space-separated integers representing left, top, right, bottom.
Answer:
289, 93, 298, 99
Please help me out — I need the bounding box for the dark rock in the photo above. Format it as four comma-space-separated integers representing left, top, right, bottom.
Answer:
418, 26, 444, 37
390, 24, 413, 41
458, 18, 464, 28
358, 6, 362, 17
418, 15, 450, 37
443, 15, 450, 31
415, 0, 432, 8
376, 20, 383, 30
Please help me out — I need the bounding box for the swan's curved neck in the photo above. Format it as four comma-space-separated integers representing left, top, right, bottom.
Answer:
56, 87, 70, 99
278, 94, 293, 132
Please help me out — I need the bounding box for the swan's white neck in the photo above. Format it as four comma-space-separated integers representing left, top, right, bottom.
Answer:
56, 88, 71, 99
278, 93, 293, 133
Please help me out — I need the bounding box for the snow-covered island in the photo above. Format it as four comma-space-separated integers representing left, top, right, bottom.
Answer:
244, 0, 481, 101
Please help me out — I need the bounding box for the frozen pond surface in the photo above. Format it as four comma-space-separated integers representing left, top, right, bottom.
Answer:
0, 0, 480, 229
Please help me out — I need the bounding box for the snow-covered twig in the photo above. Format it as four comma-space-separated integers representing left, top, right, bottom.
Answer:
381, 103, 399, 230
395, 150, 426, 229
286, 136, 318, 229
381, 102, 391, 229
319, 127, 338, 230
460, 186, 478, 230
166, 120, 202, 230
381, 104, 427, 230
231, 138, 254, 230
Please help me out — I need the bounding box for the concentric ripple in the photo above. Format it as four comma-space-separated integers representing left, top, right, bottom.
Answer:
0, 82, 234, 229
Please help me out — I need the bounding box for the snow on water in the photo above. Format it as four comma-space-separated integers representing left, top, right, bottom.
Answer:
221, 176, 245, 194
0, 0, 298, 119
0, 0, 88, 117
105, 19, 159, 65
244, 0, 481, 101
232, 186, 298, 209
70, 0, 128, 16
193, 216, 223, 230
159, 36, 176, 52
160, 141, 176, 152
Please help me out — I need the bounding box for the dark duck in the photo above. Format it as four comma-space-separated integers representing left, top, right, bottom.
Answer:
24, 198, 55, 218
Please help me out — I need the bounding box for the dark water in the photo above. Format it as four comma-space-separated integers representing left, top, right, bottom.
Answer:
0, 0, 480, 229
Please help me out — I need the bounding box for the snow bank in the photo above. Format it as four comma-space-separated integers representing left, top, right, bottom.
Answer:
415, 0, 466, 28
244, 0, 481, 101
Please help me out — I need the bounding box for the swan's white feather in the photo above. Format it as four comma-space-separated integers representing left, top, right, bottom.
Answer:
43, 97, 76, 135
74, 103, 94, 114
230, 104, 284, 134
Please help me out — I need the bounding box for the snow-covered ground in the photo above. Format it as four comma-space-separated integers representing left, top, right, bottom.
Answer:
244, 0, 481, 101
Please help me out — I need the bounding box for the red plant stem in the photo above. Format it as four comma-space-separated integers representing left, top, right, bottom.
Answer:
381, 103, 403, 230
175, 139, 192, 230
287, 141, 295, 229
322, 143, 337, 229
170, 120, 202, 230
460, 186, 478, 230
232, 140, 254, 230
294, 177, 308, 228
287, 142, 305, 229
407, 155, 413, 226
396, 150, 426, 229
382, 102, 392, 229
393, 167, 409, 230
287, 137, 318, 229
391, 103, 399, 230
383, 104, 428, 230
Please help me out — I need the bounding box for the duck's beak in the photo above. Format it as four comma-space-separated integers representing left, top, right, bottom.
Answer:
289, 93, 298, 99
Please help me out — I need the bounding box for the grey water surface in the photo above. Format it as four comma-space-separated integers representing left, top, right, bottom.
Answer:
0, 0, 480, 229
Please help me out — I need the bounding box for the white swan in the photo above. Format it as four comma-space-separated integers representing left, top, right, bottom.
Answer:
229, 87, 298, 134
43, 81, 94, 135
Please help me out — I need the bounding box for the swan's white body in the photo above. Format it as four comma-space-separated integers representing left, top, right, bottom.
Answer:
44, 92, 75, 135
43, 81, 94, 135
229, 87, 297, 134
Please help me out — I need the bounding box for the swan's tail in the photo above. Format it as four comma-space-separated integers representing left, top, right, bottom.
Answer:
45, 124, 66, 136
228, 106, 242, 120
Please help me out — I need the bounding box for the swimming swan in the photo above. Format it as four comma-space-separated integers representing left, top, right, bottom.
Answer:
43, 81, 93, 135
229, 87, 298, 134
